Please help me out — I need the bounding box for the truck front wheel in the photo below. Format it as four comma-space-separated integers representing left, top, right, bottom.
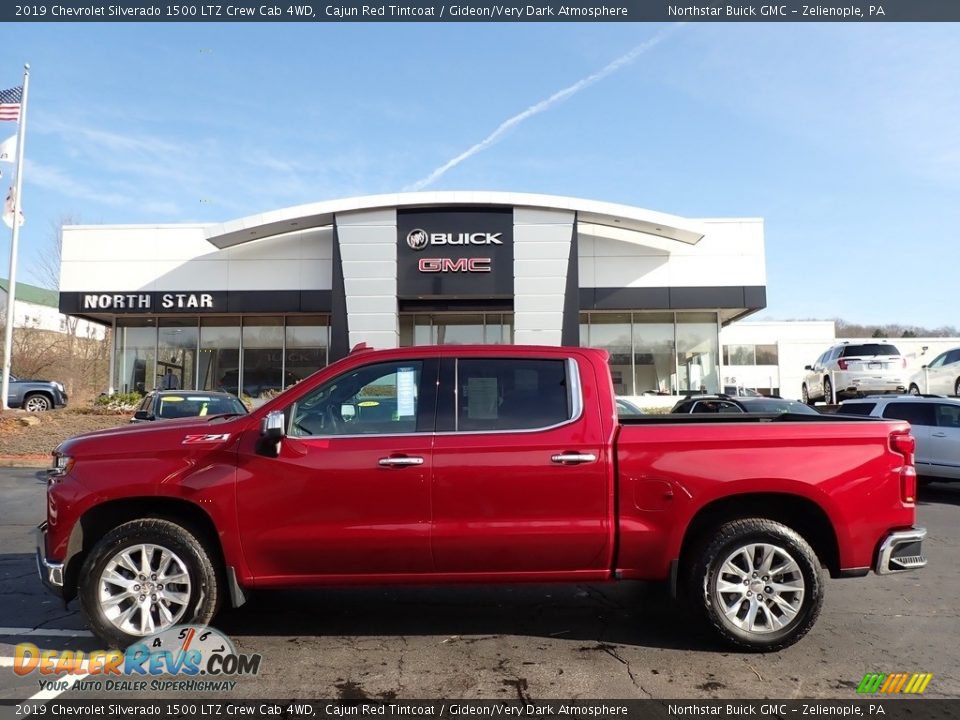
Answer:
686, 518, 824, 652
78, 518, 221, 648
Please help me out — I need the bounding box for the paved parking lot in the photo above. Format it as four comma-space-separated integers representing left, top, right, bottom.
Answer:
1, 466, 958, 702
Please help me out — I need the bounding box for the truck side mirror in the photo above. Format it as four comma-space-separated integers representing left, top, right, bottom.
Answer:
260, 410, 286, 440
133, 410, 153, 421
804, 365, 813, 371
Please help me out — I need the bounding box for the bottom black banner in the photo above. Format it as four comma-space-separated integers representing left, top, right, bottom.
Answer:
0, 700, 958, 720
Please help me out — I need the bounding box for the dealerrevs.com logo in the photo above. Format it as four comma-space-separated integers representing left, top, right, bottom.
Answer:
12, 625, 261, 693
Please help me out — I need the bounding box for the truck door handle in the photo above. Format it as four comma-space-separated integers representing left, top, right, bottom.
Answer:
932, 432, 947, 438
378, 456, 424, 467
551, 453, 597, 465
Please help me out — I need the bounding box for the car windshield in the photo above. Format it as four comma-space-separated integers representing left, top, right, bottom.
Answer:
840, 344, 900, 357
156, 395, 247, 419
616, 399, 644, 416
743, 399, 819, 415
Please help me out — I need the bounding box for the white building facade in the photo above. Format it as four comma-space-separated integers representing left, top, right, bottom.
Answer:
721, 321, 960, 401
58, 192, 767, 396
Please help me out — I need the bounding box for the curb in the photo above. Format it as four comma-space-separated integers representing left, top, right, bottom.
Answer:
0, 456, 50, 468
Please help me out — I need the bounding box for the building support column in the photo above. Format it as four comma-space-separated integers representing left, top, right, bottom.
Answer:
333, 209, 399, 352
513, 208, 575, 346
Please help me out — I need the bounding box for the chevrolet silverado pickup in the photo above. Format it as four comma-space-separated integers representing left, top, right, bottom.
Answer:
37, 344, 927, 651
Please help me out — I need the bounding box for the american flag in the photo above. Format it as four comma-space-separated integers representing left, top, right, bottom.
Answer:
0, 86, 22, 122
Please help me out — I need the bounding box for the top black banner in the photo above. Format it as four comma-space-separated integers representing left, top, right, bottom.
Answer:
5, 0, 960, 22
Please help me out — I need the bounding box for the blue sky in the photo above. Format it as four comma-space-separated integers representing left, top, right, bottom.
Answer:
2, 23, 958, 326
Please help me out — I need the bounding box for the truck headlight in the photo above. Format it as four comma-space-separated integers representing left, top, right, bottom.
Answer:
53, 382, 65, 393
48, 454, 74, 481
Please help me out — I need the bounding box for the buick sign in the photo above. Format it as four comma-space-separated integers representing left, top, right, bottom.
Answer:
406, 229, 429, 251
407, 230, 503, 249
397, 208, 513, 298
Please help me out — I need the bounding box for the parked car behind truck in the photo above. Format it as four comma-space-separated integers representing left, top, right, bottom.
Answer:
802, 342, 906, 404
38, 345, 926, 651
6, 373, 68, 411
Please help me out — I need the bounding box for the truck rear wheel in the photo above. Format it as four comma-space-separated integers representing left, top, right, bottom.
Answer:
78, 518, 221, 648
686, 518, 824, 652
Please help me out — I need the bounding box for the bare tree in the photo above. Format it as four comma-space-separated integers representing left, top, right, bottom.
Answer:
35, 214, 79, 291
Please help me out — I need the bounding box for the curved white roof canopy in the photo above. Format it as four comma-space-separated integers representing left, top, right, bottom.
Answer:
204, 191, 706, 250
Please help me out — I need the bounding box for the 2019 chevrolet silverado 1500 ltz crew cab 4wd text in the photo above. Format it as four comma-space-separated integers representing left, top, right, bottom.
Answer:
37, 345, 926, 651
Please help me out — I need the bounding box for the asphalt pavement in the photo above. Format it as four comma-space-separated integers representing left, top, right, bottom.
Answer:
1, 466, 957, 701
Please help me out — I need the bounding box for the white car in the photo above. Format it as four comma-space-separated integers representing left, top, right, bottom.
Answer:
908, 347, 960, 397
801, 342, 906, 404
839, 395, 960, 481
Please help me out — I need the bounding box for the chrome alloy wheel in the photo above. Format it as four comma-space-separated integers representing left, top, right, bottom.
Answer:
98, 543, 192, 636
24, 396, 50, 412
713, 543, 805, 634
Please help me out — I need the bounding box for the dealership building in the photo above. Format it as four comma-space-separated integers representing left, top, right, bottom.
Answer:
58, 192, 767, 398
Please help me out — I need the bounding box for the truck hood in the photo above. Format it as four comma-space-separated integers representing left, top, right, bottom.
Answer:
55, 414, 252, 457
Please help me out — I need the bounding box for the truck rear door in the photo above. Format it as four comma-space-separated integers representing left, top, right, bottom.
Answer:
430, 354, 611, 575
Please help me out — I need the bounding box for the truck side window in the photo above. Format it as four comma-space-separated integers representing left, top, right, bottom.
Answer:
456, 358, 570, 432
288, 361, 423, 437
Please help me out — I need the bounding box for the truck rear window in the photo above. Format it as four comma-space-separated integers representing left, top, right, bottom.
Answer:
840, 344, 900, 357
456, 358, 570, 431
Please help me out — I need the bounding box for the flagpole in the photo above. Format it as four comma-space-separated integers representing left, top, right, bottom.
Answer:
2, 63, 29, 411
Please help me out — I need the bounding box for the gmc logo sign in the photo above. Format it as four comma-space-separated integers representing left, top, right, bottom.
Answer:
418, 258, 491, 273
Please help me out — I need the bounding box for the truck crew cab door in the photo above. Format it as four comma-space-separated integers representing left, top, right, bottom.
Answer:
430, 354, 611, 576
236, 358, 437, 581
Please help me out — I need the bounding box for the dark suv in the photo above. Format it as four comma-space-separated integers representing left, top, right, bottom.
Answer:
6, 374, 68, 412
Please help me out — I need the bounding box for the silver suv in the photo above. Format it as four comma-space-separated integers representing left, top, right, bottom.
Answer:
839, 395, 960, 481
802, 342, 906, 404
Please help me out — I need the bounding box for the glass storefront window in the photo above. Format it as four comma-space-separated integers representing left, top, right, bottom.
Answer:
242, 317, 284, 398
114, 318, 156, 395
285, 316, 329, 387
199, 318, 240, 395
158, 318, 198, 390
676, 313, 720, 393
586, 313, 633, 395
433, 314, 485, 344
633, 313, 676, 395
580, 311, 720, 395
399, 313, 514, 346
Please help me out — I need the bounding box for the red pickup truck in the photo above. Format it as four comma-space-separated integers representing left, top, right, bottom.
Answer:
38, 345, 927, 651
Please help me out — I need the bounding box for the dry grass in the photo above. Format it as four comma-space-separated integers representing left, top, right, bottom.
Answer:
0, 408, 131, 457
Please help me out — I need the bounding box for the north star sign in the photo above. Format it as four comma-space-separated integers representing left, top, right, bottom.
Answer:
82, 293, 215, 310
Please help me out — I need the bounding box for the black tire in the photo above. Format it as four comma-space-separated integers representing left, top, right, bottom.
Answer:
822, 377, 833, 404
801, 384, 812, 406
909, 384, 921, 396
78, 518, 221, 648
684, 518, 824, 652
954, 378, 960, 397
23, 393, 52, 412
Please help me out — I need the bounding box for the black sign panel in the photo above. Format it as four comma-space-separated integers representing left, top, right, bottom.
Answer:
59, 290, 333, 315
397, 208, 513, 299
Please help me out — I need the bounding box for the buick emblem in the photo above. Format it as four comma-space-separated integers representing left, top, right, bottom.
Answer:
406, 229, 429, 251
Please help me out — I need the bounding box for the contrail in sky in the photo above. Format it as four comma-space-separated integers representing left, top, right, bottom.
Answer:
405, 24, 685, 192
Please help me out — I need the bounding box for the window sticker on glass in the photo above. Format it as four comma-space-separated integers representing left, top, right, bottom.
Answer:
396, 367, 417, 417
467, 377, 499, 420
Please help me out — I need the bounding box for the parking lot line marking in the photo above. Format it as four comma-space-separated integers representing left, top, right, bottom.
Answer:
0, 627, 93, 638
25, 671, 88, 702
